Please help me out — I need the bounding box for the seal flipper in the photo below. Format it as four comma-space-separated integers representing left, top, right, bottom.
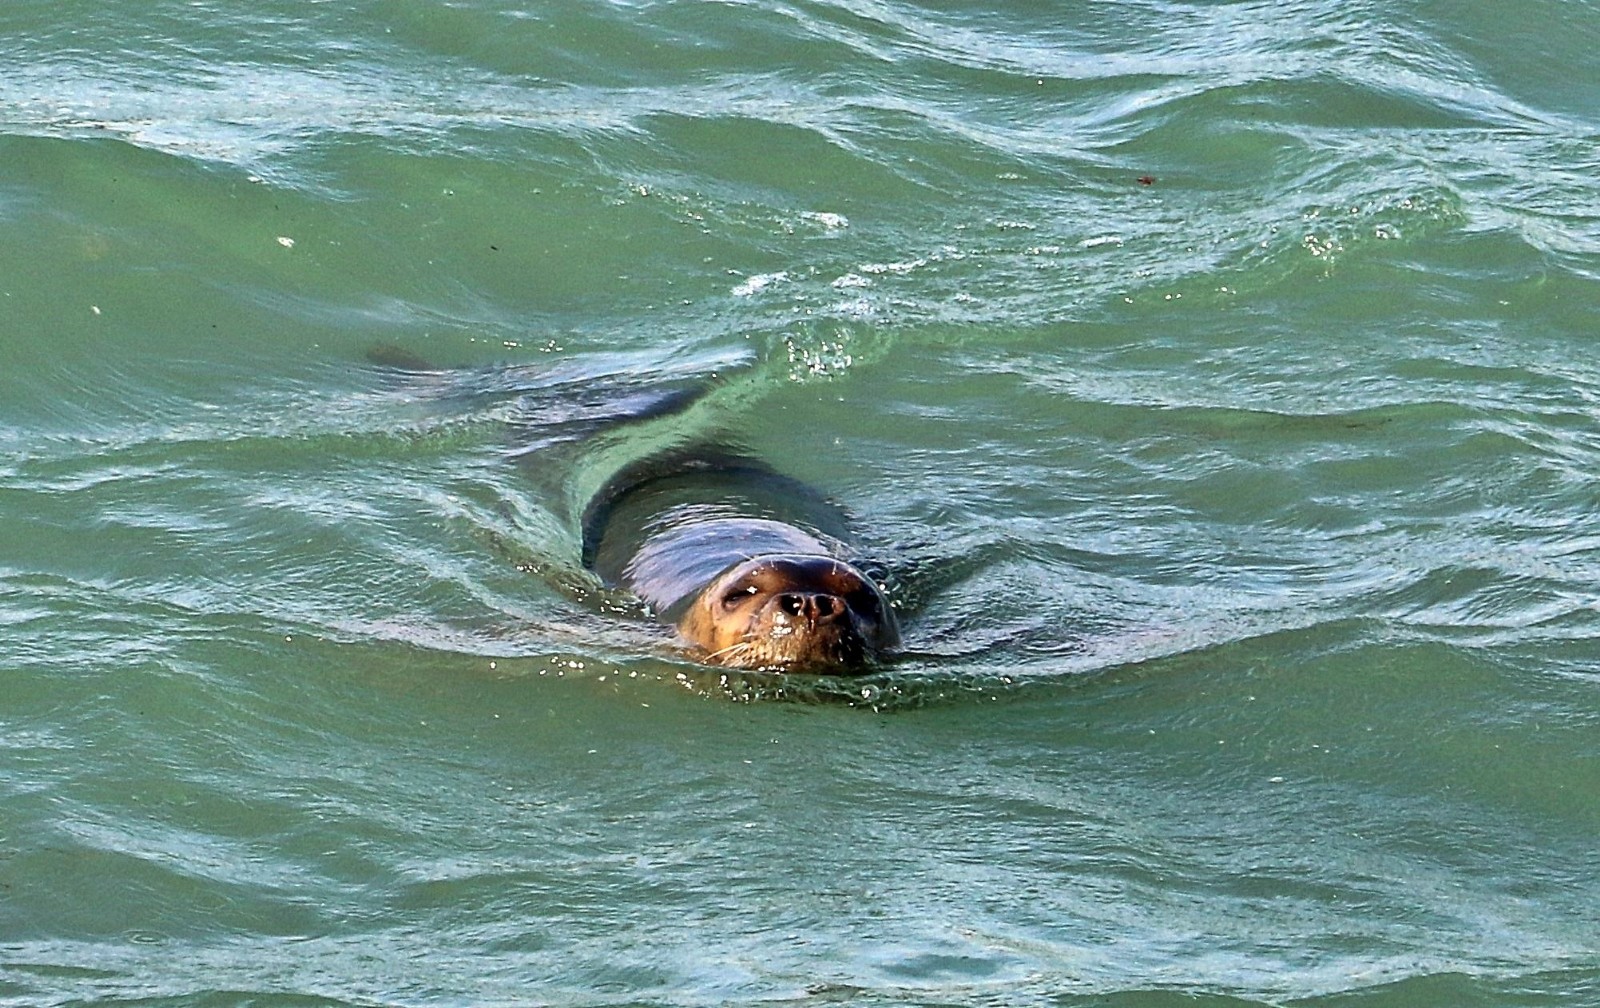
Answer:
504, 384, 707, 464
366, 343, 443, 373
362, 342, 749, 459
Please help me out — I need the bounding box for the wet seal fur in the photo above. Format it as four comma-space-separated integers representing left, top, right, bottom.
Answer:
583, 451, 899, 673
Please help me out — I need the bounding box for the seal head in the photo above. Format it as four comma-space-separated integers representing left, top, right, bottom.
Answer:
677, 552, 898, 671
584, 450, 899, 673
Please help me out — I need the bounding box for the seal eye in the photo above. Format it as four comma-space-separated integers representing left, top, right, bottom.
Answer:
721, 584, 759, 608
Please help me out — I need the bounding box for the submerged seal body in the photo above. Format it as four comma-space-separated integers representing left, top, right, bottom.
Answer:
583, 452, 898, 672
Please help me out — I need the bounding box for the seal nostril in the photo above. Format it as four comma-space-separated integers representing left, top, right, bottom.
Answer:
779, 593, 804, 616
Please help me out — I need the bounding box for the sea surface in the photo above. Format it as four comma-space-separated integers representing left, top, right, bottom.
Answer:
2, 1, 1597, 1006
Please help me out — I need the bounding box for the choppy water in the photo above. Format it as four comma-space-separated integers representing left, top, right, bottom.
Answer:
2, 1, 1597, 1005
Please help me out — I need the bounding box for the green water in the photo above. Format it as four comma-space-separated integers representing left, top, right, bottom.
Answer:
2, 1, 1597, 1005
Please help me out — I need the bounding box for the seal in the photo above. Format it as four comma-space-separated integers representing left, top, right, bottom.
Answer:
582, 451, 899, 672
364, 345, 896, 672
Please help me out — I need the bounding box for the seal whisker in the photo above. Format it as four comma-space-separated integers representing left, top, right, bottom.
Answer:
701, 639, 756, 664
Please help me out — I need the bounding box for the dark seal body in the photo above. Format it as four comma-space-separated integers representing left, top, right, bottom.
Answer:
583, 452, 898, 671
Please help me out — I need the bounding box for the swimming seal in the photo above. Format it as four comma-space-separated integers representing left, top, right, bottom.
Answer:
582, 451, 899, 672
364, 346, 897, 673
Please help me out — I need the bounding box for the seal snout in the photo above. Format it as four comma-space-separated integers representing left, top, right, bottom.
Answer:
776, 591, 845, 623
